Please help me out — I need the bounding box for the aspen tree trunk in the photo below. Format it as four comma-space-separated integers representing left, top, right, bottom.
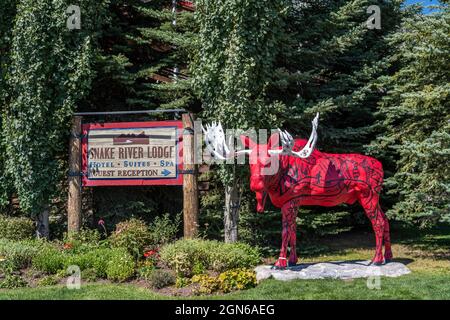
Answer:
68, 116, 82, 233
224, 180, 240, 243
36, 207, 49, 239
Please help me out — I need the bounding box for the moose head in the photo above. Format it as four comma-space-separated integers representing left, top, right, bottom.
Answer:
202, 113, 319, 212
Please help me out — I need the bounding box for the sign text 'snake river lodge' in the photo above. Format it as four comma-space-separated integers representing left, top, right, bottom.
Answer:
81, 121, 183, 186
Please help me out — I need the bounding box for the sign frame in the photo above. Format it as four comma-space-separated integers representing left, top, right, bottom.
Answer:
81, 120, 183, 186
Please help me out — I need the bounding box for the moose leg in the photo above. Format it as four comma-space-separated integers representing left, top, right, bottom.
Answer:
288, 204, 298, 266
274, 201, 298, 269
359, 194, 385, 265
380, 210, 393, 262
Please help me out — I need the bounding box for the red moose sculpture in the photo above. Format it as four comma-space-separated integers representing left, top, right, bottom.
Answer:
203, 114, 392, 268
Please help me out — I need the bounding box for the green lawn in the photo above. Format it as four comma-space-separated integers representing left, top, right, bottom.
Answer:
1, 225, 449, 300
1, 273, 449, 300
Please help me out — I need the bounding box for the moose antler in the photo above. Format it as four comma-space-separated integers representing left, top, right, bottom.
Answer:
268, 113, 319, 158
202, 122, 251, 160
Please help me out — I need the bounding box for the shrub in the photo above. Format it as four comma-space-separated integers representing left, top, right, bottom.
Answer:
110, 218, 151, 258
143, 248, 159, 266
81, 248, 111, 278
0, 274, 27, 289
32, 246, 67, 274
63, 228, 102, 253
0, 216, 34, 240
137, 260, 156, 280
217, 268, 257, 293
159, 239, 261, 277
0, 239, 42, 270
82, 268, 98, 282
33, 244, 133, 280
65, 252, 93, 271
175, 276, 190, 288
0, 257, 13, 275
36, 275, 61, 287
190, 269, 257, 294
159, 239, 214, 277
210, 242, 261, 272
106, 248, 135, 282
147, 269, 175, 289
64, 247, 118, 278
149, 213, 180, 245
191, 274, 220, 295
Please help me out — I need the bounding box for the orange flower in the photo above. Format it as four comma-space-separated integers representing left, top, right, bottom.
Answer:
63, 243, 73, 250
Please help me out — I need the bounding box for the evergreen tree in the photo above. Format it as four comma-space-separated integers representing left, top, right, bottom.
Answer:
268, 0, 406, 234
80, 1, 196, 226
84, 0, 196, 113
370, 1, 449, 226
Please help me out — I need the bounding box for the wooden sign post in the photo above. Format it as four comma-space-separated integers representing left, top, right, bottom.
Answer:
182, 113, 199, 238
68, 116, 82, 233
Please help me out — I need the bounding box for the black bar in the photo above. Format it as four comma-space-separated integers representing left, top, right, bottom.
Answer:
74, 109, 187, 116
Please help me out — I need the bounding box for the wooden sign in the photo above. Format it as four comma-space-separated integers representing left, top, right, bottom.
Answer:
81, 121, 183, 186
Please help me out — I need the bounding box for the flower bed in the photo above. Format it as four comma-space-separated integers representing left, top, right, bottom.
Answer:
0, 219, 262, 295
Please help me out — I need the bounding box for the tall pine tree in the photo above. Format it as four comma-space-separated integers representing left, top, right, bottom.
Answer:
83, 0, 196, 113
270, 0, 406, 235
370, 1, 449, 226
80, 0, 196, 227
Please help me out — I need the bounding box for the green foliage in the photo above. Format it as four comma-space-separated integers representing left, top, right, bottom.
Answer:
0, 0, 17, 208
137, 261, 156, 281
3, 0, 107, 215
82, 268, 98, 282
64, 247, 119, 278
65, 229, 101, 247
36, 274, 61, 287
32, 246, 67, 274
175, 276, 190, 288
79, 249, 111, 278
369, 4, 450, 226
193, 0, 406, 237
191, 274, 220, 295
149, 213, 181, 245
147, 269, 175, 289
193, 0, 287, 190
110, 218, 152, 258
0, 216, 35, 240
264, 0, 406, 234
4, 237, 134, 280
0, 239, 43, 270
217, 268, 257, 293
0, 274, 27, 289
191, 268, 257, 294
88, 0, 195, 112
209, 242, 261, 273
159, 239, 261, 277
193, 0, 287, 129
297, 208, 354, 236
87, 0, 194, 223
106, 248, 135, 282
